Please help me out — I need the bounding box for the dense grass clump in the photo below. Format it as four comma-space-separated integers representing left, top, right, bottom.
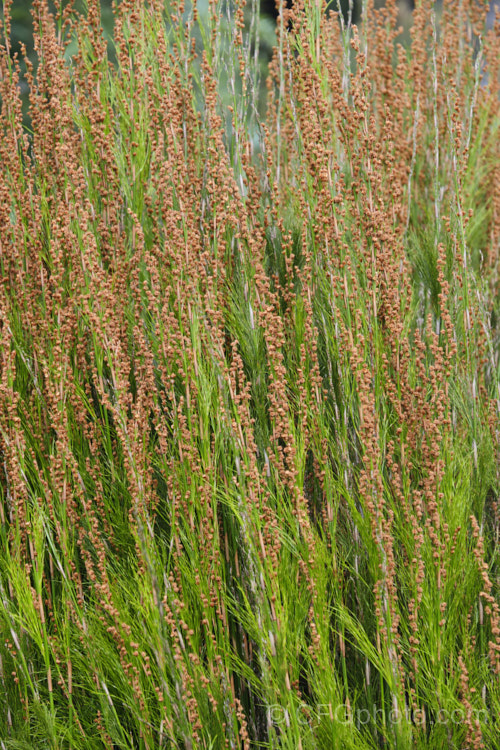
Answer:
0, 0, 499, 747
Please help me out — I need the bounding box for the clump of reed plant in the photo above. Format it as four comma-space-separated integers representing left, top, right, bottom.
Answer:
0, 0, 499, 747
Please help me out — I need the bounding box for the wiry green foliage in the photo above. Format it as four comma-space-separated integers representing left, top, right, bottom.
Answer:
0, 0, 499, 748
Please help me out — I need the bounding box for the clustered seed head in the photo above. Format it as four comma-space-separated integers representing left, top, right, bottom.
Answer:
0, 0, 498, 746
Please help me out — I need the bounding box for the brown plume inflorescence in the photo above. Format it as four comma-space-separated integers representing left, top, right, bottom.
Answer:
0, 0, 499, 747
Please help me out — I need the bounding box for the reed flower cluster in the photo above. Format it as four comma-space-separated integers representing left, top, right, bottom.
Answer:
0, 0, 499, 747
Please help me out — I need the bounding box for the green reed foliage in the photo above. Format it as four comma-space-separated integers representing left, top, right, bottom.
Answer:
0, 0, 499, 748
